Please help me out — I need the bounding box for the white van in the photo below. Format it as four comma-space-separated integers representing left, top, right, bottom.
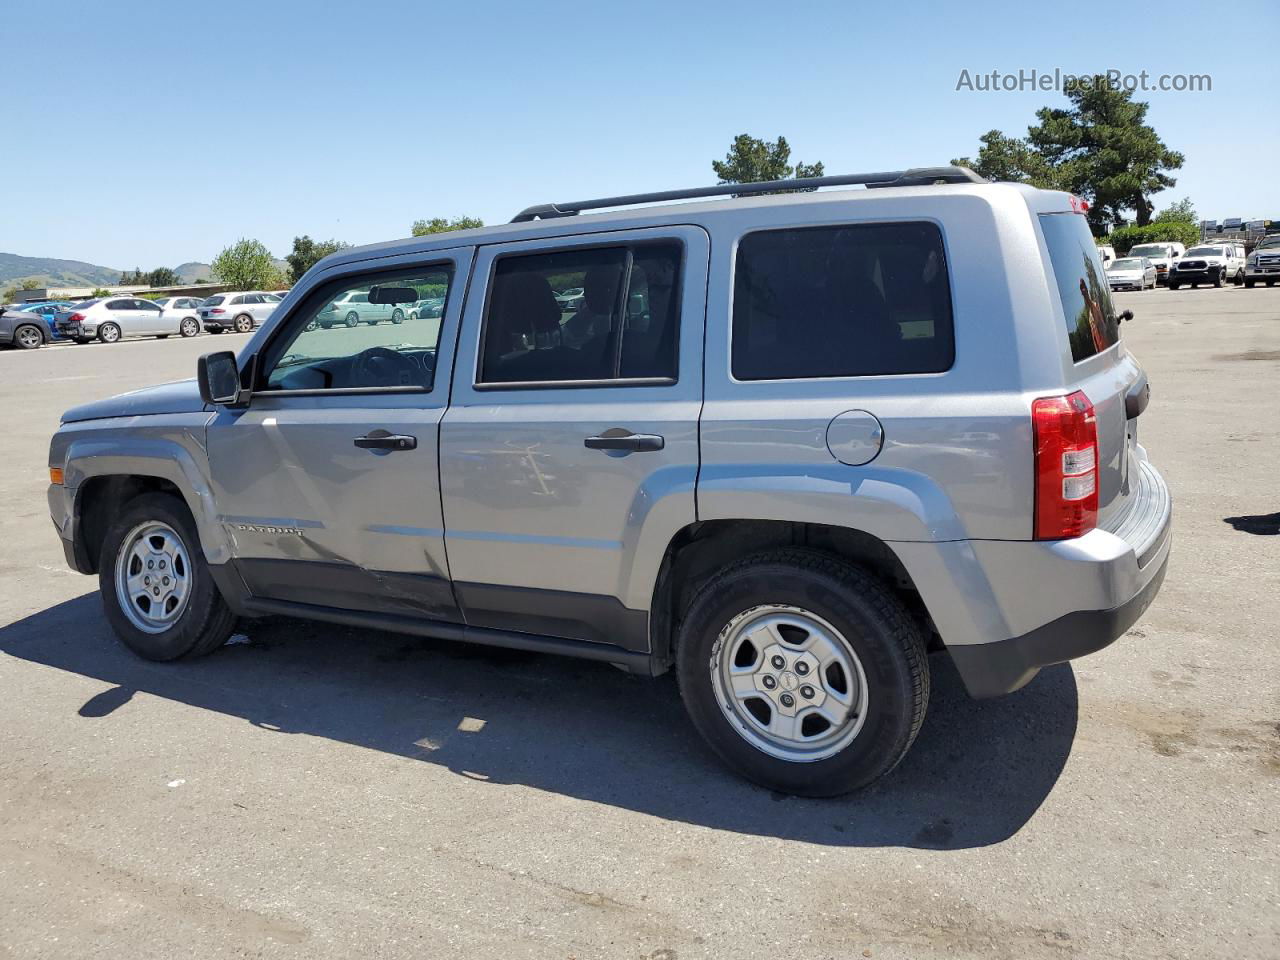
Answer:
1126, 242, 1186, 285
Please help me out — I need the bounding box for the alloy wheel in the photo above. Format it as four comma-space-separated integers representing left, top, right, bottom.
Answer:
113, 521, 193, 634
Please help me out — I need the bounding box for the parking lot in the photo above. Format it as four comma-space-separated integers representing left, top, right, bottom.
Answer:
0, 286, 1276, 959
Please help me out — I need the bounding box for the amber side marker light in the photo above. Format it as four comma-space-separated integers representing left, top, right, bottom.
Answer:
49, 467, 64, 485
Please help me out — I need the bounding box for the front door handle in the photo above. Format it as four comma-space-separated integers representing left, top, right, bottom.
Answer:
354, 432, 417, 451
584, 431, 664, 452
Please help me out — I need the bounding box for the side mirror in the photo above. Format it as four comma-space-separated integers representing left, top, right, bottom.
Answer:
1119, 310, 1134, 323
198, 351, 242, 405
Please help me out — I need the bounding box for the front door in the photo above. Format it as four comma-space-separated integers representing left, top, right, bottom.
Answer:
439, 226, 708, 652
205, 251, 470, 620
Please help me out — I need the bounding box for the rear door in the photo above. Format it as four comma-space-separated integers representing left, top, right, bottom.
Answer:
439, 226, 707, 651
1037, 211, 1143, 529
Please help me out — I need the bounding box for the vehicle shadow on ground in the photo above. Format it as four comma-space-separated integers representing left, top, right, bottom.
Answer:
1, 593, 1079, 850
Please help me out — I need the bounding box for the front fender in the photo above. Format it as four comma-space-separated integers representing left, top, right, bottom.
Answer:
51, 414, 229, 565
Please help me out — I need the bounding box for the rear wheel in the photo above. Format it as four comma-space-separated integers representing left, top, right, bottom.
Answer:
391, 309, 404, 324
233, 314, 253, 334
99, 493, 235, 661
180, 318, 199, 337
676, 550, 929, 796
98, 322, 121, 343
1268, 280, 1276, 287
13, 323, 43, 349
1169, 282, 1181, 290
345, 311, 359, 327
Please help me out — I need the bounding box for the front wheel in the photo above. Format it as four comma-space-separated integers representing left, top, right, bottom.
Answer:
1245, 278, 1256, 289
99, 493, 235, 661
180, 318, 199, 337
98, 322, 121, 343
1169, 282, 1181, 290
391, 309, 404, 324
676, 550, 929, 796
1213, 270, 1224, 288
233, 314, 253, 333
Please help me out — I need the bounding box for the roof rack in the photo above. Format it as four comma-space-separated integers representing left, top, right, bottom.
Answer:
510, 166, 986, 222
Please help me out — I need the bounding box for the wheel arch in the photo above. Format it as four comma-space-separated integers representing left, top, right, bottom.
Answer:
63, 436, 231, 574
648, 519, 938, 672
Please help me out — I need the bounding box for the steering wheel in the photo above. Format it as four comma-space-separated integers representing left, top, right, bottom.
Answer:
351, 346, 419, 388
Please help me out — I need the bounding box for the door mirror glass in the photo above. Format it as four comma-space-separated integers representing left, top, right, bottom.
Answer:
198, 351, 241, 405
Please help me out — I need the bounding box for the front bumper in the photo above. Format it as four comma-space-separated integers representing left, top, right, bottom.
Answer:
1245, 265, 1280, 279
894, 458, 1172, 698
1170, 268, 1223, 283
1108, 278, 1145, 291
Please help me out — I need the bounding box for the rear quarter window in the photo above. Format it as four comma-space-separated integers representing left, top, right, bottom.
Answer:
204, 296, 225, 306
1039, 213, 1120, 362
731, 222, 954, 380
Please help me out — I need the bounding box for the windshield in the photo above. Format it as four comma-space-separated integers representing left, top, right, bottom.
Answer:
1256, 237, 1280, 250
1109, 259, 1144, 270
1185, 247, 1224, 257
1129, 245, 1168, 257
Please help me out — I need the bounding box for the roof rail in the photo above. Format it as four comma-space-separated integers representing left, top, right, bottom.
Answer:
510, 166, 987, 222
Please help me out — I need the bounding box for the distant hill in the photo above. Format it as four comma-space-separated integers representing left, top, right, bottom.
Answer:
175, 261, 212, 283
0, 252, 121, 287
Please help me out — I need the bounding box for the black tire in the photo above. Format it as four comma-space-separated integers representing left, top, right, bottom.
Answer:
1245, 278, 1255, 289
180, 318, 199, 337
156, 334, 169, 340
98, 493, 235, 661
391, 309, 404, 324
1268, 280, 1276, 287
73, 337, 92, 344
1213, 270, 1224, 288
676, 549, 929, 797
13, 323, 44, 349
345, 312, 359, 328
233, 314, 253, 334
1169, 282, 1180, 290
208, 327, 223, 334
98, 322, 121, 343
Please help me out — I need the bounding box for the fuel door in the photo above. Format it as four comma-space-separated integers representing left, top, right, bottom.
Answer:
826, 410, 884, 466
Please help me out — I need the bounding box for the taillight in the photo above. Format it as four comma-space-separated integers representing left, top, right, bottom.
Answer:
1032, 390, 1098, 540
210, 308, 226, 314
68, 312, 84, 322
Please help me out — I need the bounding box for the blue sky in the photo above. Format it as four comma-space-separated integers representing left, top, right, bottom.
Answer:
4, 0, 1277, 269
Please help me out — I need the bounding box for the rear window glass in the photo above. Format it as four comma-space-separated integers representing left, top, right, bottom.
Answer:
203, 296, 224, 306
1039, 213, 1120, 362
731, 222, 954, 380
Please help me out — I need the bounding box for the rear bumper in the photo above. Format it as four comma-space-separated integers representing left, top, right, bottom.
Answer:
894, 459, 1172, 698
947, 551, 1168, 697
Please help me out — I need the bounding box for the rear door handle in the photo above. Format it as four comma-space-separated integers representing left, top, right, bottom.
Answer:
584, 432, 664, 452
354, 432, 417, 451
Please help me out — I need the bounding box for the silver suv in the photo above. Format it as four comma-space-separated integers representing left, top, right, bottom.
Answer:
47, 168, 1172, 796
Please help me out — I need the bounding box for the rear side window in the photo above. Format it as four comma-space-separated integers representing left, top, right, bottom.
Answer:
1039, 213, 1120, 362
203, 296, 224, 306
732, 222, 954, 380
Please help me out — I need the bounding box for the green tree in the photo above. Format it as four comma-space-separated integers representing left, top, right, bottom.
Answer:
952, 130, 1063, 188
211, 239, 282, 291
119, 267, 146, 284
286, 235, 351, 284
90, 287, 111, 297
1154, 197, 1197, 224
147, 267, 180, 287
953, 83, 1183, 234
1027, 84, 1183, 230
411, 216, 484, 237
712, 134, 824, 192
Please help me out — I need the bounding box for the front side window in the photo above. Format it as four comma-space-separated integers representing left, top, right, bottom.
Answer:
1039, 213, 1119, 362
262, 266, 454, 392
732, 222, 954, 380
478, 241, 682, 385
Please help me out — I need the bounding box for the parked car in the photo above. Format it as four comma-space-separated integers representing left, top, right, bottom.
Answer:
1096, 244, 1116, 264
47, 166, 1171, 796
199, 292, 282, 333
13, 300, 76, 340
1105, 257, 1157, 291
55, 296, 195, 343
555, 286, 586, 310
151, 297, 204, 338
1168, 243, 1246, 288
317, 290, 407, 327
0, 305, 52, 349
407, 297, 444, 320
1243, 235, 1280, 288
1126, 242, 1186, 285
